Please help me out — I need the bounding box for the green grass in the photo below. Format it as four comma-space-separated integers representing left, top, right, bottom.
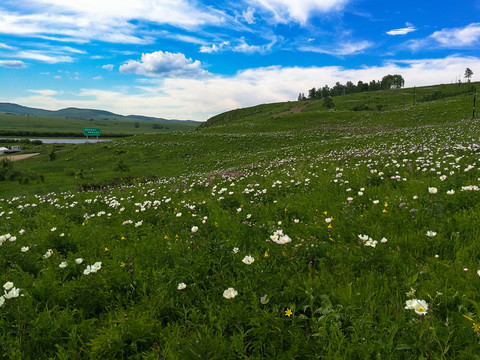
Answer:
0, 112, 199, 137
1, 82, 480, 359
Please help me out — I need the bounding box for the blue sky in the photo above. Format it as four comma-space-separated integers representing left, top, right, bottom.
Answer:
0, 0, 479, 120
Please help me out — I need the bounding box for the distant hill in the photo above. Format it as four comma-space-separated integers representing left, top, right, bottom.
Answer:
0, 102, 196, 123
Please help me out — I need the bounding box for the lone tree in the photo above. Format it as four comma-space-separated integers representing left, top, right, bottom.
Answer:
465, 68, 473, 82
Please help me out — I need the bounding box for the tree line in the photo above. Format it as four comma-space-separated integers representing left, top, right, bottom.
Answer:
298, 74, 405, 101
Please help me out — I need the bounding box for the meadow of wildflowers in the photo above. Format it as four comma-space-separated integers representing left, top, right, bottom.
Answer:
1, 83, 480, 358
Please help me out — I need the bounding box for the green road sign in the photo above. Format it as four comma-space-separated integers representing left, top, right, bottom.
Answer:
84, 127, 101, 136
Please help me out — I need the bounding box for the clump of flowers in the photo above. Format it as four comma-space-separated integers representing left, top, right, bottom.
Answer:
2, 281, 20, 303
269, 229, 291, 245
405, 299, 428, 315
83, 261, 102, 275
358, 234, 387, 248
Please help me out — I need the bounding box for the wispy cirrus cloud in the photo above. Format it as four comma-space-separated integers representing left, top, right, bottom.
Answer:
387, 24, 416, 36
300, 40, 372, 55
28, 89, 60, 96
430, 23, 480, 48
249, 0, 348, 24
200, 37, 278, 54
405, 23, 480, 51
0, 0, 226, 44
0, 42, 14, 49
119, 51, 207, 78
200, 41, 231, 54
15, 51, 74, 63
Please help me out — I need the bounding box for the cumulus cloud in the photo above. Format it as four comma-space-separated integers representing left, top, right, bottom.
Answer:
251, 0, 348, 24
0, 60, 26, 68
119, 51, 207, 77
102, 64, 114, 71
10, 55, 479, 121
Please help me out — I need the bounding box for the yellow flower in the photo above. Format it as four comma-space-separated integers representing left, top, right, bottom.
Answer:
383, 209, 388, 213
104, 247, 109, 252
384, 202, 388, 207
164, 235, 169, 239
120, 262, 126, 268
264, 251, 269, 258
328, 224, 333, 229
285, 308, 293, 317
329, 237, 335, 242
323, 211, 328, 215
474, 323, 480, 334
121, 236, 126, 240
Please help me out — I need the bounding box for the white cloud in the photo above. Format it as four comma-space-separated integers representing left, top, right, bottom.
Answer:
200, 41, 231, 54
300, 41, 372, 55
251, 0, 348, 24
93, 76, 102, 80
28, 89, 59, 96
430, 23, 480, 47
119, 51, 207, 78
0, 0, 225, 44
15, 51, 73, 63
387, 25, 416, 36
233, 38, 276, 53
242, 7, 256, 24
0, 42, 14, 49
9, 55, 479, 121
201, 38, 277, 54
0, 60, 26, 68
102, 64, 114, 71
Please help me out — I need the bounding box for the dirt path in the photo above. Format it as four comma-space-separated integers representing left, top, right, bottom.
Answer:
1, 153, 40, 162
273, 103, 310, 117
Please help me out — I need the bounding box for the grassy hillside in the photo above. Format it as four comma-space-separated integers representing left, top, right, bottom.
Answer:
1, 82, 480, 359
